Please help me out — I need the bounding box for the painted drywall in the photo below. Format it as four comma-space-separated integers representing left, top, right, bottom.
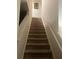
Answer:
58, 0, 62, 37
41, 0, 62, 59
42, 0, 58, 32
17, 0, 32, 59
19, 0, 29, 25
32, 0, 42, 18
17, 0, 21, 33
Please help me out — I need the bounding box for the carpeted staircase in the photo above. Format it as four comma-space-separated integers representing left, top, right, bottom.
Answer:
23, 18, 53, 59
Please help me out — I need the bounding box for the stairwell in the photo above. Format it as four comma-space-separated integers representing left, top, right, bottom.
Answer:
23, 18, 53, 59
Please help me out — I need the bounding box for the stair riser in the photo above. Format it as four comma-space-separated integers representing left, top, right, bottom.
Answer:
27, 40, 48, 43
28, 35, 47, 38
29, 29, 45, 31
30, 27, 45, 29
24, 53, 52, 57
29, 32, 46, 34
30, 27, 44, 29
26, 45, 50, 50
30, 24, 44, 26
24, 57, 52, 59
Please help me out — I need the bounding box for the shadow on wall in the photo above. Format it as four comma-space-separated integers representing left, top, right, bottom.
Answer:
19, 1, 29, 25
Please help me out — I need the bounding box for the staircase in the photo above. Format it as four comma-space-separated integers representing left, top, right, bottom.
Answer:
23, 18, 53, 59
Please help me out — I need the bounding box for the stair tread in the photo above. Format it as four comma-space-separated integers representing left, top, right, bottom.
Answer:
26, 45, 50, 49
28, 34, 47, 38
28, 34, 46, 35
24, 52, 52, 57
24, 56, 53, 59
27, 38, 48, 43
29, 32, 46, 34
30, 28, 44, 30
29, 30, 45, 32
29, 31, 45, 33
27, 43, 49, 45
27, 40, 48, 42
27, 38, 47, 40
24, 57, 52, 59
25, 49, 51, 53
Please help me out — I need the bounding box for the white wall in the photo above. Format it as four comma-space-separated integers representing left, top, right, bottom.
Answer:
17, 0, 32, 59
58, 0, 62, 37
17, 0, 21, 33
42, 0, 62, 59
42, 0, 58, 32
32, 0, 41, 18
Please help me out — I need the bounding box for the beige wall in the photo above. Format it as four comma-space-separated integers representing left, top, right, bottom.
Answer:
17, 0, 21, 33
42, 0, 58, 32
58, 0, 62, 37
41, 0, 62, 59
17, 0, 32, 59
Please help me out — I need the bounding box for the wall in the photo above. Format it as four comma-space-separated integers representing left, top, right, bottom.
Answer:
42, 0, 58, 32
42, 0, 62, 59
17, 0, 32, 59
19, 0, 29, 25
17, 0, 21, 33
58, 0, 62, 37
32, 0, 41, 18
